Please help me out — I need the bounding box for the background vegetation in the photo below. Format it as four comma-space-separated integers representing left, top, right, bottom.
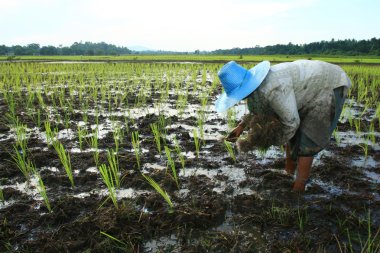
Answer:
1, 38, 379, 56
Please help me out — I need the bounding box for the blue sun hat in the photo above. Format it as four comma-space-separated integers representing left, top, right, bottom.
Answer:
215, 61, 270, 112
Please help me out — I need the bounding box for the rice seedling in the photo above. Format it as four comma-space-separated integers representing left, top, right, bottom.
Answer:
200, 93, 208, 110
44, 121, 58, 147
34, 169, 52, 213
336, 209, 380, 253
112, 122, 123, 154
123, 116, 130, 135
10, 145, 33, 180
141, 173, 173, 211
52, 141, 74, 187
36, 109, 41, 129
197, 116, 205, 145
63, 111, 71, 130
360, 137, 370, 160
150, 122, 162, 154
354, 119, 361, 136
131, 131, 141, 169
164, 146, 179, 189
13, 120, 27, 147
36, 89, 46, 109
226, 107, 237, 130
157, 115, 168, 143
267, 201, 293, 226
333, 129, 341, 144
224, 140, 236, 162
77, 125, 87, 151
368, 122, 375, 144
173, 137, 185, 172
9, 123, 33, 179
89, 128, 100, 166
176, 93, 188, 116
0, 187, 4, 204
99, 164, 118, 209
297, 206, 309, 233
193, 128, 200, 158
4, 92, 17, 120
106, 149, 120, 189
100, 231, 128, 249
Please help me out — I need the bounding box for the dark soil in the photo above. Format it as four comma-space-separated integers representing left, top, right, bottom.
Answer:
0, 90, 379, 252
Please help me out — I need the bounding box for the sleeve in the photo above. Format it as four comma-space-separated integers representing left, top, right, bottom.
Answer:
266, 84, 300, 145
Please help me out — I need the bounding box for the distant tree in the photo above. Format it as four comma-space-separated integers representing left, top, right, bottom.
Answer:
26, 43, 40, 55
211, 38, 380, 56
61, 47, 72, 55
40, 46, 58, 55
1, 38, 379, 56
86, 49, 95, 56
12, 45, 25, 55
0, 45, 8, 55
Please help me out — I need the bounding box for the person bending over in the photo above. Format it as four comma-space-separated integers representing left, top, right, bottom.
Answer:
215, 60, 351, 192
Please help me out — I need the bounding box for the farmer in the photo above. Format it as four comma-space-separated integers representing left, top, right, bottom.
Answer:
215, 60, 351, 192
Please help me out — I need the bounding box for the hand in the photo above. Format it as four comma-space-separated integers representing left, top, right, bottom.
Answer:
225, 125, 244, 143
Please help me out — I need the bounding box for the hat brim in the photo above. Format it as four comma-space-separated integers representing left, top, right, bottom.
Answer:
215, 61, 270, 112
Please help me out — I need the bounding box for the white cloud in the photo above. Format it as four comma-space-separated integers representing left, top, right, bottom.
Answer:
71, 0, 317, 50
4, 0, 359, 51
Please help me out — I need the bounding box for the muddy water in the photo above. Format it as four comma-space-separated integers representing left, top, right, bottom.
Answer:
0, 69, 379, 252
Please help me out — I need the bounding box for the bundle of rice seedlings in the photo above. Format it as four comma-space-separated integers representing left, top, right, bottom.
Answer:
237, 114, 282, 152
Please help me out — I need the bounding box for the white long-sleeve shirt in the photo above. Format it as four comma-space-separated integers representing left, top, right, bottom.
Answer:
247, 60, 351, 147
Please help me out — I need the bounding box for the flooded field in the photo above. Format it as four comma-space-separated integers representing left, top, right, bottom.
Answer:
0, 61, 379, 252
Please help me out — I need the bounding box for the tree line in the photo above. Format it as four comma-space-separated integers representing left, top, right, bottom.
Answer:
211, 38, 380, 56
1, 38, 379, 56
0, 42, 131, 56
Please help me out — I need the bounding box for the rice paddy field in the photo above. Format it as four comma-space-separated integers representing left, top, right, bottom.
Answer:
0, 58, 379, 252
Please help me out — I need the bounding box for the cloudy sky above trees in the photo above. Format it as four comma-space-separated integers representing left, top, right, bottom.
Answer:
1, 0, 379, 51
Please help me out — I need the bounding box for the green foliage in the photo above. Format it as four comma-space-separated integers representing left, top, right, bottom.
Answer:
150, 123, 162, 154
77, 125, 87, 151
131, 131, 140, 169
297, 206, 309, 233
34, 169, 52, 212
89, 128, 100, 166
99, 164, 119, 209
224, 140, 236, 162
193, 129, 200, 158
164, 146, 179, 189
173, 137, 185, 172
2, 38, 380, 57
0, 187, 4, 204
141, 174, 173, 210
9, 122, 33, 179
106, 149, 120, 189
52, 141, 74, 187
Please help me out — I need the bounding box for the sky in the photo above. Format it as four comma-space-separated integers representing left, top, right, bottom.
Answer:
1, 0, 379, 51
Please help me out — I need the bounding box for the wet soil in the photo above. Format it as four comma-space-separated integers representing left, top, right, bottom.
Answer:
0, 86, 379, 252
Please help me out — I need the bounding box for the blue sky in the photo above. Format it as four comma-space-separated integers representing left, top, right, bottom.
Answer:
0, 0, 379, 51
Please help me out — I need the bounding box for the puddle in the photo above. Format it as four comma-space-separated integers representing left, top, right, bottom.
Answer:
335, 131, 380, 151
363, 170, 380, 183
144, 234, 178, 253
351, 156, 378, 168
309, 179, 345, 196
0, 174, 42, 201
86, 167, 98, 173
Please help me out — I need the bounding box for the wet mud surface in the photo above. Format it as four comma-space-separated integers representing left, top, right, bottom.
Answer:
0, 65, 379, 253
